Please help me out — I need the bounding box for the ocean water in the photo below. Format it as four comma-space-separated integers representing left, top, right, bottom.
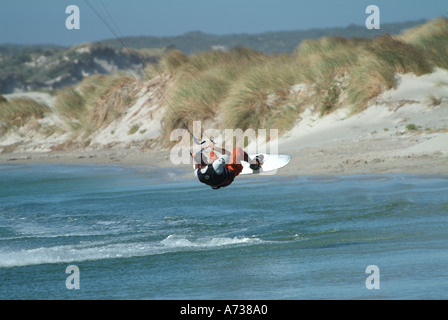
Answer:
0, 164, 447, 300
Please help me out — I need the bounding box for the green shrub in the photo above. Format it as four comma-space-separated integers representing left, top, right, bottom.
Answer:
406, 123, 418, 131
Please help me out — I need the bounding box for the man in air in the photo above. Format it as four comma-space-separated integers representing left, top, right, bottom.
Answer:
192, 142, 263, 190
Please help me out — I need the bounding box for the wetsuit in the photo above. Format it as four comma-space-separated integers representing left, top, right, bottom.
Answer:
194, 155, 233, 189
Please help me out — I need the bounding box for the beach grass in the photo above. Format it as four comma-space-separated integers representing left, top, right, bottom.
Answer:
155, 18, 448, 143
0, 97, 49, 134
400, 17, 448, 69
54, 73, 136, 135
54, 87, 86, 129
157, 48, 271, 144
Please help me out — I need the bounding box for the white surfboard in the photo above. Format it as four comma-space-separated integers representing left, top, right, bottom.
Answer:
241, 154, 291, 175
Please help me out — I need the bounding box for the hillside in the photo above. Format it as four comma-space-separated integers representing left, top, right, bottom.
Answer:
0, 18, 447, 174
0, 43, 160, 94
0, 19, 427, 94
101, 19, 428, 54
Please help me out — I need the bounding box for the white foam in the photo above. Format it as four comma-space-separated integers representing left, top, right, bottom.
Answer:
161, 234, 260, 248
0, 235, 263, 268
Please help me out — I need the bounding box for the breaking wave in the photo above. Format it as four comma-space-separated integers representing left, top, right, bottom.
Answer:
0, 235, 263, 268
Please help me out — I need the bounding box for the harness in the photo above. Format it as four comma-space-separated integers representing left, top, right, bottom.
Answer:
197, 164, 234, 190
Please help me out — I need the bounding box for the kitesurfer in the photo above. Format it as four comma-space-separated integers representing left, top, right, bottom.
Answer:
193, 142, 263, 189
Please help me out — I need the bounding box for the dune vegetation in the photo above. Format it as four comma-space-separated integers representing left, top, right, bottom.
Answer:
0, 96, 50, 136
1, 18, 447, 149
151, 18, 447, 144
54, 73, 137, 136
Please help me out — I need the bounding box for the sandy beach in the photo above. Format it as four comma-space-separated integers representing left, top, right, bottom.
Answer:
1, 70, 447, 177
2, 115, 447, 178
1, 136, 446, 177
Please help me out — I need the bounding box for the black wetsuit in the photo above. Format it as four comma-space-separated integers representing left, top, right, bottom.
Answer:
196, 164, 234, 189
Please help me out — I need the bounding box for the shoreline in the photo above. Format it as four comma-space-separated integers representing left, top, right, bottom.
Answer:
1, 137, 447, 177
2, 105, 447, 177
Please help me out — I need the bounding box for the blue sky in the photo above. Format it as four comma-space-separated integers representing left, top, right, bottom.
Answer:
0, 0, 447, 45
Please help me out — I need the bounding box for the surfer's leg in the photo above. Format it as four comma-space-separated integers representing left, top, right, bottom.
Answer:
229, 147, 249, 165
212, 155, 230, 175
231, 147, 262, 166
226, 147, 247, 177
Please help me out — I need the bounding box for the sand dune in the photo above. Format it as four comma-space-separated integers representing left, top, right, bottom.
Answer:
1, 68, 447, 176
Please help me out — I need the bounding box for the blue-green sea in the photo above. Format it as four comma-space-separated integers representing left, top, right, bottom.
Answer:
0, 164, 447, 300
